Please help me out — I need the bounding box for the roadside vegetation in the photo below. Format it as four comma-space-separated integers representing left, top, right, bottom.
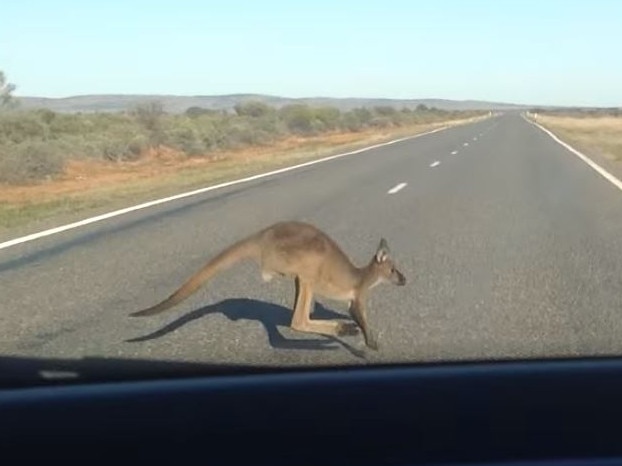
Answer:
529, 107, 622, 161
0, 70, 486, 232
1, 100, 485, 184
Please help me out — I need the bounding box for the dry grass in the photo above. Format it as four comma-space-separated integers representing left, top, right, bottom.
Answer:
0, 116, 484, 234
535, 114, 622, 162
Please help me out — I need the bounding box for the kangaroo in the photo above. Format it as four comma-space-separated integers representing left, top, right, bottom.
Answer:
130, 221, 406, 350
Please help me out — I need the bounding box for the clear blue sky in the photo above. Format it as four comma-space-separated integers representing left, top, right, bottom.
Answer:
2, 0, 621, 106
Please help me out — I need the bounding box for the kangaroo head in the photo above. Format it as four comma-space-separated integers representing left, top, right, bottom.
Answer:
370, 238, 406, 287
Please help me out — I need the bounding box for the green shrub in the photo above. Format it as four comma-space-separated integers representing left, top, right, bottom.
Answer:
0, 141, 65, 184
0, 111, 49, 144
279, 104, 316, 135
313, 107, 341, 131
167, 122, 205, 156
0, 100, 486, 184
233, 100, 273, 118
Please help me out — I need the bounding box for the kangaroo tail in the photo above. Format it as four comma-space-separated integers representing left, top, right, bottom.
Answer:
130, 235, 261, 317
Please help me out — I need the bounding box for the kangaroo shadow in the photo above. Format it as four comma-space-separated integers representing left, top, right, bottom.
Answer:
126, 298, 367, 359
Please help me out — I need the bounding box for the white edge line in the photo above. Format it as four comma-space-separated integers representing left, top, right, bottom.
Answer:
430, 161, 441, 168
0, 125, 452, 251
387, 182, 407, 194
523, 114, 622, 192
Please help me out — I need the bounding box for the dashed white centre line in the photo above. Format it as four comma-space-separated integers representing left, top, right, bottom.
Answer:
463, 142, 469, 146
451, 150, 458, 155
387, 182, 407, 194
473, 137, 477, 141
430, 161, 441, 168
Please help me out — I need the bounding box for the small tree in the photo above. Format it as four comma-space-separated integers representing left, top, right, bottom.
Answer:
0, 71, 17, 109
131, 100, 164, 130
233, 100, 273, 118
130, 100, 165, 146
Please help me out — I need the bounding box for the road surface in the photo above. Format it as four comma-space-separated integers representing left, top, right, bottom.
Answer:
3, 112, 622, 374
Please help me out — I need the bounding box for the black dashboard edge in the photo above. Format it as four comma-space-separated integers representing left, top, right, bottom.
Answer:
2, 356, 622, 465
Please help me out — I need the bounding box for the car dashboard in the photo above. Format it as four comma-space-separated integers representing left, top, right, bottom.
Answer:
2, 356, 622, 465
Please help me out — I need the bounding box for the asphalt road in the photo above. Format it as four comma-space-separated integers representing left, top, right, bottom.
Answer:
3, 112, 622, 373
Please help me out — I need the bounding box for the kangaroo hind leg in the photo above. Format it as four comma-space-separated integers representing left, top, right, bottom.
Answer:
290, 278, 358, 338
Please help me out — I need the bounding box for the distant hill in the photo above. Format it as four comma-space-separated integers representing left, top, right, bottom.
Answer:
15, 94, 528, 114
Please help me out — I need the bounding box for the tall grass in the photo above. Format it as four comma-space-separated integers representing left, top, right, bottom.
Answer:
535, 112, 622, 161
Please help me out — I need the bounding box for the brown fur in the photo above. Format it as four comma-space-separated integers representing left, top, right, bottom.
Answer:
130, 221, 406, 350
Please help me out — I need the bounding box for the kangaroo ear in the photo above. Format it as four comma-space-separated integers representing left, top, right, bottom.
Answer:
375, 238, 390, 263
